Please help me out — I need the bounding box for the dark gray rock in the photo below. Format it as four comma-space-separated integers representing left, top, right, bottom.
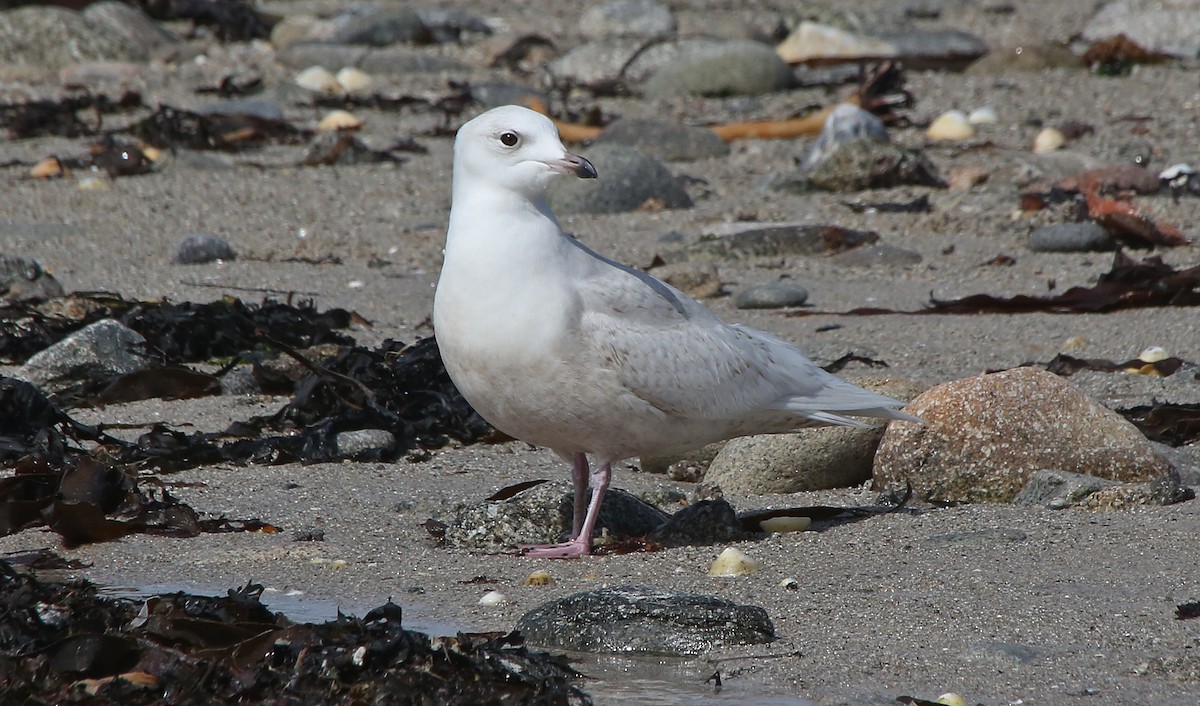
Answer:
548, 144, 692, 214
596, 118, 729, 161
0, 255, 64, 301
516, 584, 774, 655
829, 244, 923, 267
173, 233, 237, 265
326, 7, 431, 46
1152, 441, 1200, 486
1013, 468, 1192, 509
671, 222, 879, 263
0, 6, 151, 69
734, 282, 809, 309
415, 9, 492, 43
444, 480, 669, 550
646, 499, 749, 547
638, 39, 793, 97
16, 319, 149, 393
1027, 222, 1116, 252
579, 0, 677, 38
799, 104, 889, 173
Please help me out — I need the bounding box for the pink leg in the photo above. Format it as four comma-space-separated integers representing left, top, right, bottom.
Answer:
522, 461, 611, 559
569, 453, 588, 539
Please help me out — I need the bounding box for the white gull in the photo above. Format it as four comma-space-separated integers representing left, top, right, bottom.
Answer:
433, 105, 918, 558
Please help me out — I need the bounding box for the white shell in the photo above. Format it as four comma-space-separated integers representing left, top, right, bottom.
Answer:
926, 110, 976, 141
479, 590, 509, 606
1138, 346, 1169, 363
1032, 127, 1065, 153
966, 106, 998, 125
336, 67, 375, 95
759, 516, 812, 533
708, 547, 762, 577
295, 65, 341, 94
318, 109, 362, 131
936, 693, 968, 706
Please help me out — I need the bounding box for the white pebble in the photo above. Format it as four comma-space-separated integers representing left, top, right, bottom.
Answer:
336, 67, 375, 95
966, 106, 997, 125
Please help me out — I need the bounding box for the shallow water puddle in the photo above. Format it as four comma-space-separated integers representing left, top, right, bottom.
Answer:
576, 653, 814, 706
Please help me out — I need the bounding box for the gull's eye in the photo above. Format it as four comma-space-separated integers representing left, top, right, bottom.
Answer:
499, 131, 519, 147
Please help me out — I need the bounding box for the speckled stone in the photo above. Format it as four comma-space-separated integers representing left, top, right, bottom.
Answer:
516, 584, 774, 655
733, 282, 808, 310
873, 367, 1172, 504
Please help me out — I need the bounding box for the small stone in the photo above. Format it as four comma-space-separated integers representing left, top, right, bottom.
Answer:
1027, 222, 1115, 252
547, 144, 691, 214
516, 584, 774, 655
326, 7, 431, 46
0, 255, 64, 301
967, 106, 998, 124
647, 499, 748, 547
335, 429, 396, 458
173, 233, 237, 265
1033, 127, 1065, 154
926, 110, 976, 141
579, 0, 677, 38
29, 157, 64, 179
708, 547, 761, 577
734, 282, 808, 309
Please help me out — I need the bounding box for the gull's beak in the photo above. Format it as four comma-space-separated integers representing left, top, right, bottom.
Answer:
547, 153, 597, 179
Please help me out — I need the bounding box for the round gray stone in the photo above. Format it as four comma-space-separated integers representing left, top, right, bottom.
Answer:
173, 233, 237, 265
1027, 222, 1116, 252
638, 39, 793, 97
734, 282, 809, 309
547, 144, 692, 214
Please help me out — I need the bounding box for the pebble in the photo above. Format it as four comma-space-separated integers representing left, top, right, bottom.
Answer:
579, 0, 676, 38
0, 255, 64, 301
967, 106, 998, 124
172, 233, 237, 265
926, 110, 976, 141
524, 570, 554, 587
706, 376, 924, 493
1027, 222, 1115, 252
646, 499, 748, 547
335, 429, 396, 458
734, 282, 809, 309
326, 7, 431, 46
516, 585, 774, 655
547, 144, 692, 214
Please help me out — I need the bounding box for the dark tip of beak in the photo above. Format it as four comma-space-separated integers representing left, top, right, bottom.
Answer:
572, 154, 598, 179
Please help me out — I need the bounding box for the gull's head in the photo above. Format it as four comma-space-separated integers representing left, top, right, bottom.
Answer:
453, 105, 597, 200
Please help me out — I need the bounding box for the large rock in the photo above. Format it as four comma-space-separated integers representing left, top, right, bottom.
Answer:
16, 319, 150, 394
516, 585, 774, 655
873, 367, 1172, 504
638, 39, 793, 97
1081, 0, 1200, 59
705, 377, 924, 493
0, 6, 157, 69
547, 144, 692, 214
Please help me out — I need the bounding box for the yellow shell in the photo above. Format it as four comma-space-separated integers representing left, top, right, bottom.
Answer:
524, 570, 555, 586
1032, 127, 1065, 153
318, 109, 363, 131
926, 110, 976, 141
30, 157, 64, 179
708, 547, 761, 577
